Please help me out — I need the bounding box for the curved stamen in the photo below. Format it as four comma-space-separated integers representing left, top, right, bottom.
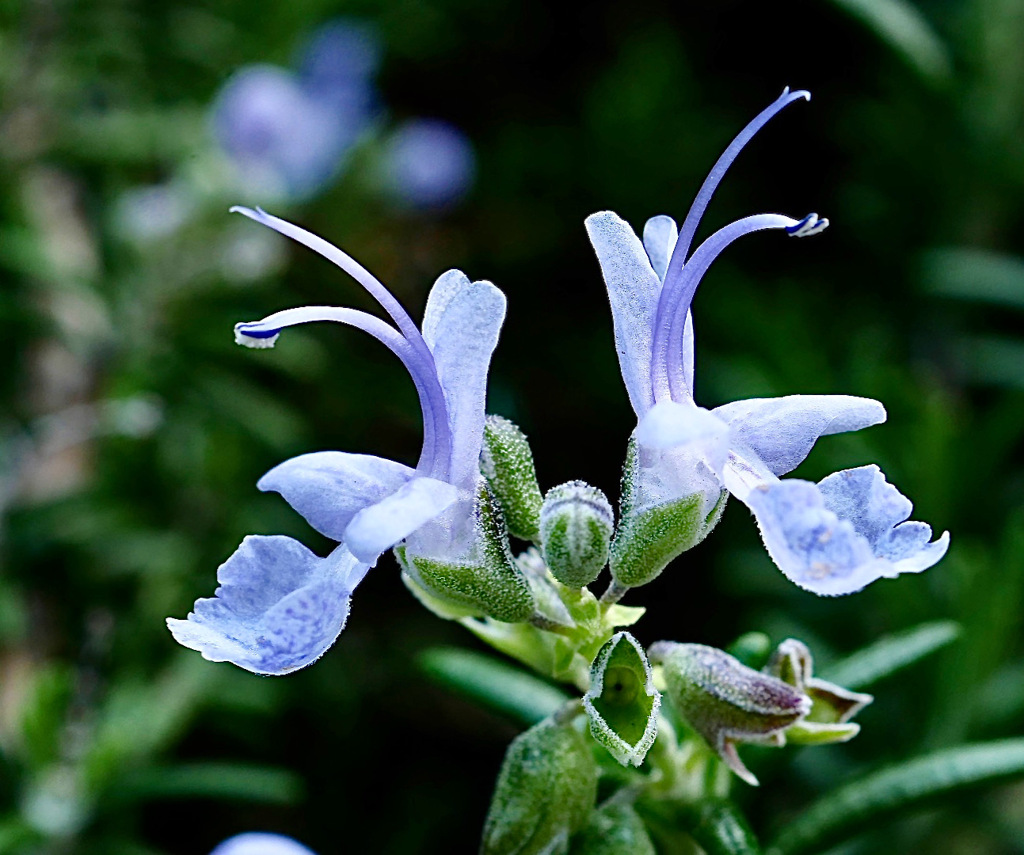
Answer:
235, 306, 452, 477
785, 213, 829, 238
230, 207, 451, 451
670, 88, 811, 270
231, 208, 425, 346
650, 214, 814, 403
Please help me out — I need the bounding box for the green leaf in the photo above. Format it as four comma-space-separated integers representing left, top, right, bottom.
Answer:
0, 819, 42, 854
828, 0, 952, 85
950, 334, 1024, 391
106, 763, 301, 805
767, 739, 1024, 855
680, 801, 762, 855
419, 647, 570, 725
481, 720, 598, 855
922, 247, 1024, 310
820, 620, 960, 689
569, 803, 656, 855
640, 799, 762, 855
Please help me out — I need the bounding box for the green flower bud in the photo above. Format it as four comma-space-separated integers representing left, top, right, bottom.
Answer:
583, 632, 660, 767
405, 485, 534, 623
609, 440, 726, 588
481, 415, 544, 541
650, 642, 810, 786
569, 804, 656, 855
481, 719, 598, 855
540, 481, 614, 588
763, 638, 872, 745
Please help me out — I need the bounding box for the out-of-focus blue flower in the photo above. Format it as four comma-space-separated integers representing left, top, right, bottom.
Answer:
169, 207, 510, 672
382, 118, 475, 209
297, 18, 380, 114
211, 20, 380, 201
212, 65, 353, 200
586, 88, 948, 595
210, 832, 317, 855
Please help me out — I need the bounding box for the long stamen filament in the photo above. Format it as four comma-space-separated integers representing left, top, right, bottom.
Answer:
671, 88, 811, 271
651, 214, 810, 403
235, 306, 452, 477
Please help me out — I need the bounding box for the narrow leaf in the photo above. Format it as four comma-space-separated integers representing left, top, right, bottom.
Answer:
829, 0, 952, 84
820, 620, 959, 689
767, 739, 1024, 855
682, 800, 762, 855
922, 248, 1024, 310
107, 763, 301, 805
419, 647, 570, 725
641, 800, 761, 855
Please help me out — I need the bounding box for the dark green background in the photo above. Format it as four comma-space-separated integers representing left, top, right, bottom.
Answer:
1, 0, 1023, 852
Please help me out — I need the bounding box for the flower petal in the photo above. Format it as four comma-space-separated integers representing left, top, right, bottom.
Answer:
421, 268, 472, 344
167, 536, 364, 675
741, 467, 948, 596
817, 465, 950, 575
210, 833, 318, 855
258, 451, 416, 541
642, 215, 678, 281
635, 400, 730, 478
422, 274, 506, 487
344, 475, 460, 563
585, 211, 662, 416
714, 395, 887, 476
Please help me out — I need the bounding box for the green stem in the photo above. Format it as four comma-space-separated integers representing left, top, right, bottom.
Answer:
600, 579, 630, 606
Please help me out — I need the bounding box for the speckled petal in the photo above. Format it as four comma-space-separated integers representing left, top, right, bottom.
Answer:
167, 536, 365, 675
714, 395, 887, 476
741, 467, 948, 596
817, 465, 950, 575
257, 451, 415, 542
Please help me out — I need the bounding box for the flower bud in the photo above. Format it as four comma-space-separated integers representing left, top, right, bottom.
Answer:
540, 481, 614, 588
481, 719, 598, 855
583, 632, 660, 767
763, 638, 872, 745
481, 415, 544, 541
649, 642, 810, 786
569, 804, 655, 855
404, 485, 534, 623
609, 440, 726, 588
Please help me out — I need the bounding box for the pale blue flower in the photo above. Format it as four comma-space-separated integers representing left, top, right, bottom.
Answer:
586, 88, 948, 595
210, 832, 317, 855
169, 207, 507, 672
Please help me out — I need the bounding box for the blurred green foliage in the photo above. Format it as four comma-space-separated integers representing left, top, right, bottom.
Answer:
1, 0, 1023, 852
